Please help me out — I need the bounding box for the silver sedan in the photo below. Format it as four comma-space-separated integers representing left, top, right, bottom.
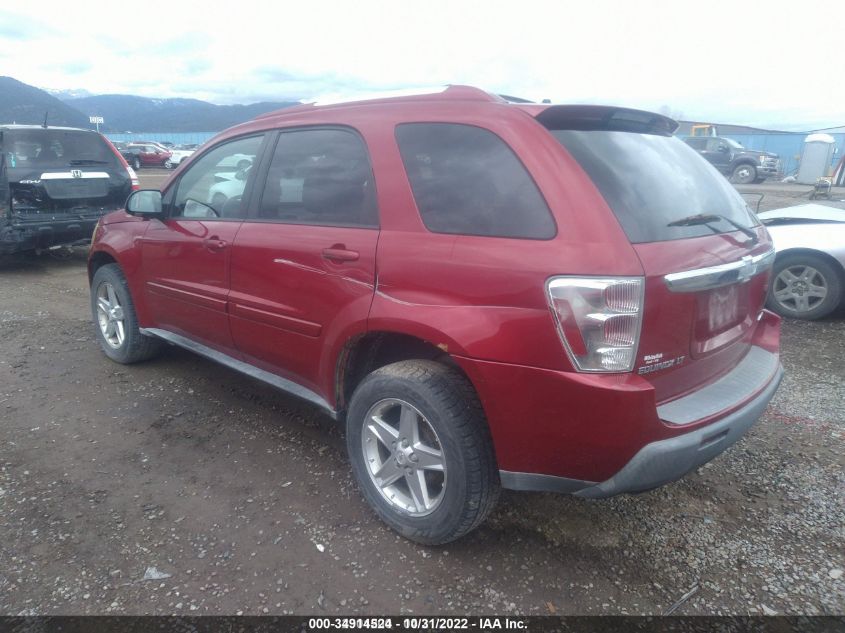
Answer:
758, 203, 845, 320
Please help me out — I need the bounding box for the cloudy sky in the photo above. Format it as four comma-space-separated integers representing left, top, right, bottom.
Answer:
1, 0, 842, 130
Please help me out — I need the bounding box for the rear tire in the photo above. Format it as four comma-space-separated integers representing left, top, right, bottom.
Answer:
132, 157, 141, 170
91, 264, 163, 363
346, 360, 499, 545
732, 163, 757, 184
766, 253, 842, 320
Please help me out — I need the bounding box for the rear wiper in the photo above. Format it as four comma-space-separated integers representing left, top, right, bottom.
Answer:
69, 159, 109, 165
667, 213, 758, 245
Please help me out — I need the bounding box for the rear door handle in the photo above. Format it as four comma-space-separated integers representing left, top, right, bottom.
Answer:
203, 237, 228, 252
322, 247, 359, 262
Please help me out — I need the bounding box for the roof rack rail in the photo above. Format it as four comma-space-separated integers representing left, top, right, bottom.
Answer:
499, 94, 535, 104
253, 85, 502, 120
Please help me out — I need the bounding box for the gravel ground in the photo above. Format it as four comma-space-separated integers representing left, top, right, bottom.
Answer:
736, 182, 845, 213
0, 174, 842, 616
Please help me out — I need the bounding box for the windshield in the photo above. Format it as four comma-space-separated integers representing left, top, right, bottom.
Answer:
4, 129, 118, 170
550, 130, 759, 243
724, 138, 744, 149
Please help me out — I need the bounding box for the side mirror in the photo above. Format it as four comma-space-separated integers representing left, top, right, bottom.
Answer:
126, 189, 163, 217
718, 144, 729, 153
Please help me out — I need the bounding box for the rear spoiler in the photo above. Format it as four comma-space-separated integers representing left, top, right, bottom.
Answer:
530, 105, 678, 136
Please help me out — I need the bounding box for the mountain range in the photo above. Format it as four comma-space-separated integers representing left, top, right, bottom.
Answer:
0, 76, 297, 132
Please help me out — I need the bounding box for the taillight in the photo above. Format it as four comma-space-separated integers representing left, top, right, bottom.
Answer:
102, 135, 140, 191
126, 166, 140, 191
546, 277, 644, 372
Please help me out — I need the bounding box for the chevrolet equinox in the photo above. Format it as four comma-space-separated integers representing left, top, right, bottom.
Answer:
88, 86, 783, 544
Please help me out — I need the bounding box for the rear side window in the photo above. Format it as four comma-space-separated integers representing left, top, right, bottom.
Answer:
395, 123, 555, 239
257, 128, 378, 228
4, 129, 117, 170
551, 130, 759, 243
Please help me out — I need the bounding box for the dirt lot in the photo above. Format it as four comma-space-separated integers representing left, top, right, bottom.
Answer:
736, 181, 845, 213
0, 172, 843, 616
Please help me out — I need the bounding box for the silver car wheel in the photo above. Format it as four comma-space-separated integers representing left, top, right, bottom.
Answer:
772, 264, 828, 314
96, 282, 126, 349
361, 398, 446, 516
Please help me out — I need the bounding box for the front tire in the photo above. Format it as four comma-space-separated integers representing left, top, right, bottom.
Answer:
732, 163, 757, 184
91, 264, 162, 363
346, 360, 499, 545
766, 254, 842, 320
164, 159, 173, 169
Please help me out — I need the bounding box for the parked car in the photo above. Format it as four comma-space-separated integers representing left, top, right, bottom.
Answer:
110, 141, 143, 170
757, 203, 845, 319
0, 124, 138, 255
206, 163, 252, 210
684, 136, 779, 184
216, 152, 252, 170
168, 145, 196, 167
131, 141, 170, 152
126, 143, 173, 169
88, 86, 783, 544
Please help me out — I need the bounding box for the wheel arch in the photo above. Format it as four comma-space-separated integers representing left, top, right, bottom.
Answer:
774, 247, 845, 282
335, 330, 475, 417
88, 249, 118, 284
731, 158, 758, 169
88, 242, 153, 325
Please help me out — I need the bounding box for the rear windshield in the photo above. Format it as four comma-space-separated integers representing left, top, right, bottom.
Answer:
3, 129, 117, 171
550, 130, 759, 243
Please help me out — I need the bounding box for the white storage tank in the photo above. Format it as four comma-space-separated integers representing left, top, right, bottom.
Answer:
796, 133, 837, 184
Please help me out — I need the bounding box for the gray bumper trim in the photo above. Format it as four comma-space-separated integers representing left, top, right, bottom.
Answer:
499, 363, 783, 497
139, 327, 336, 417
575, 364, 783, 498
658, 346, 778, 425
499, 470, 595, 494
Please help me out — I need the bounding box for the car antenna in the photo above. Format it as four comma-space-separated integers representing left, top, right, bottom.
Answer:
42, 111, 49, 128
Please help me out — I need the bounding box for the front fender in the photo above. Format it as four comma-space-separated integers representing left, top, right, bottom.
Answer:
89, 219, 153, 325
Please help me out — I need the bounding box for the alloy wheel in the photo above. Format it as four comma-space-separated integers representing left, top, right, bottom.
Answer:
361, 398, 447, 516
96, 282, 126, 349
772, 264, 828, 314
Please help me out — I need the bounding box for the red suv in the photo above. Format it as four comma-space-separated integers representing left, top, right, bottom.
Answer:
88, 86, 783, 544
126, 143, 174, 169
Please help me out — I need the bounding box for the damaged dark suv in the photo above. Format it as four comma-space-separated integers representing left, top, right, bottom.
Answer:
0, 125, 138, 255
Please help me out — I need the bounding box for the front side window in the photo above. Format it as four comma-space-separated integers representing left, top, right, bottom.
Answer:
706, 138, 726, 152
172, 135, 264, 219
395, 123, 556, 239
684, 137, 705, 150
257, 128, 377, 228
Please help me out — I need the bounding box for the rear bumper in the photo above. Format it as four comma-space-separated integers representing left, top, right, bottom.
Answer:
497, 360, 782, 497
458, 312, 783, 497
574, 362, 782, 497
0, 217, 101, 254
